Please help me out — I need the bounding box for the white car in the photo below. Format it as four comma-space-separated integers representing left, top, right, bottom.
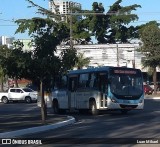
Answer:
0, 87, 38, 104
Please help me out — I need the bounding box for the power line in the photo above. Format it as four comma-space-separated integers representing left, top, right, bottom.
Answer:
1, 20, 160, 26
0, 25, 17, 26
1, 11, 160, 25
0, 18, 14, 22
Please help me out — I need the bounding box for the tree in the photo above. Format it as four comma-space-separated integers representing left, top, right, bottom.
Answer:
139, 21, 160, 94
15, 0, 77, 123
0, 41, 33, 88
60, 48, 78, 73
0, 45, 11, 91
77, 0, 141, 44
107, 0, 141, 43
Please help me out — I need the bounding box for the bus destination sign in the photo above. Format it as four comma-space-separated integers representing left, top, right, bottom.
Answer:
114, 70, 136, 74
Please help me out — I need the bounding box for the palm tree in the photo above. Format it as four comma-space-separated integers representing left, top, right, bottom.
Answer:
75, 53, 90, 69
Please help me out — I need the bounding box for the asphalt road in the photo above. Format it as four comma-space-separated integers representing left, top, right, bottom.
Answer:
1, 99, 160, 147
0, 102, 40, 115
19, 99, 160, 146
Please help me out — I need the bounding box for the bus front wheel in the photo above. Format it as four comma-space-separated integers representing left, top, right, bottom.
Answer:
90, 101, 99, 115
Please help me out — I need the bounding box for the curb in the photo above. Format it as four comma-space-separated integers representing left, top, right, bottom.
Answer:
145, 97, 160, 100
0, 116, 75, 138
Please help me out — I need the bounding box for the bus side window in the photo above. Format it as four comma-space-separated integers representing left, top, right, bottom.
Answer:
89, 73, 95, 88
78, 73, 89, 88
89, 73, 98, 89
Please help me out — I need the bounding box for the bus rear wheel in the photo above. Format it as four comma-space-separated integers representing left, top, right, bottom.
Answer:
52, 101, 59, 114
90, 101, 99, 115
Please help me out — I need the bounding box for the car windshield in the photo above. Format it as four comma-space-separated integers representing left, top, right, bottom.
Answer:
110, 74, 143, 96
22, 88, 34, 92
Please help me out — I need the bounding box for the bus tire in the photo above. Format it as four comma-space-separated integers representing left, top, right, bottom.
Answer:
2, 96, 8, 104
90, 101, 99, 115
52, 100, 59, 114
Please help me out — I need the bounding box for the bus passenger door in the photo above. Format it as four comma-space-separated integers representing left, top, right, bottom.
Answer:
99, 73, 108, 108
68, 76, 78, 110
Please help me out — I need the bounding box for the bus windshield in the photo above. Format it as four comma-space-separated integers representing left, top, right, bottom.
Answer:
109, 69, 143, 97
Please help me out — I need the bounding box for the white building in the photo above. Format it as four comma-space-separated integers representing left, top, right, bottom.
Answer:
57, 43, 160, 72
0, 36, 14, 48
0, 36, 33, 52
19, 39, 34, 52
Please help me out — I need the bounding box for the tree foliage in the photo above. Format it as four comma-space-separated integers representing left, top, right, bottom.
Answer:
73, 0, 141, 44
0, 41, 33, 87
139, 21, 160, 94
139, 22, 160, 68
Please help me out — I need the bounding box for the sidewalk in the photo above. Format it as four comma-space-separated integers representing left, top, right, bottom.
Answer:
0, 113, 75, 138
145, 93, 160, 99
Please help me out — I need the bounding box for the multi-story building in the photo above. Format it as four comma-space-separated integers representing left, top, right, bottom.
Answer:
0, 36, 33, 52
49, 0, 81, 21
0, 36, 14, 48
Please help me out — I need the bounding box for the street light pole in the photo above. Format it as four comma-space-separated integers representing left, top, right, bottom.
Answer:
69, 14, 73, 49
132, 45, 135, 68
126, 45, 136, 68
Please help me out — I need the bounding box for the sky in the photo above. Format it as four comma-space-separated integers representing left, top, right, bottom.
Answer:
0, 0, 160, 39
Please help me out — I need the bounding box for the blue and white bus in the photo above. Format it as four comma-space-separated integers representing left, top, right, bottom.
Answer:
38, 66, 144, 115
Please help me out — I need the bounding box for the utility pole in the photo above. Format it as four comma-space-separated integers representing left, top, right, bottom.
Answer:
132, 45, 135, 68
69, 14, 73, 49
117, 44, 119, 67
127, 45, 135, 68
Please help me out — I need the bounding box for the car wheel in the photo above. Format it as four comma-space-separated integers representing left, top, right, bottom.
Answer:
2, 96, 8, 104
25, 97, 32, 103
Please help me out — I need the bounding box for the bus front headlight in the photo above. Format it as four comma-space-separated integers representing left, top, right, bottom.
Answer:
111, 98, 117, 103
139, 99, 143, 103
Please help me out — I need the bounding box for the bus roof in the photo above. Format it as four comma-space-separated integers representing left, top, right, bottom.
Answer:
68, 66, 140, 75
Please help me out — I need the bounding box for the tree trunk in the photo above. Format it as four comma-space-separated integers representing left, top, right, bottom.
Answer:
0, 76, 4, 92
14, 77, 19, 87
40, 80, 47, 124
153, 67, 157, 95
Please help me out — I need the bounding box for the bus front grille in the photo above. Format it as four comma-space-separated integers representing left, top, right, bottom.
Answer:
120, 104, 138, 109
